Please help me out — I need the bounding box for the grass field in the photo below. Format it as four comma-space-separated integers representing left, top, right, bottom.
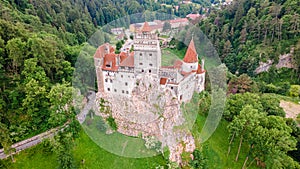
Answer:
193, 114, 258, 169
2, 111, 259, 169
1, 129, 166, 169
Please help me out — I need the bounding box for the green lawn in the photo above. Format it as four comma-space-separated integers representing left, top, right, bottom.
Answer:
81, 116, 160, 158
193, 115, 258, 169
2, 114, 259, 169
1, 129, 166, 169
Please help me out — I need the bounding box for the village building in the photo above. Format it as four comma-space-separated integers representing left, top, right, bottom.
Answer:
129, 21, 163, 33
129, 19, 190, 33
169, 18, 189, 29
95, 22, 205, 103
111, 27, 124, 35
186, 13, 201, 20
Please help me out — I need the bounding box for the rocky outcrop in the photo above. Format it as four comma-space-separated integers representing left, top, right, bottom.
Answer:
95, 73, 196, 164
255, 48, 296, 74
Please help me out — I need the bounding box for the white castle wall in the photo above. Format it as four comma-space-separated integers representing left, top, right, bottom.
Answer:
102, 70, 136, 97
181, 62, 198, 72
196, 73, 205, 93
177, 73, 197, 102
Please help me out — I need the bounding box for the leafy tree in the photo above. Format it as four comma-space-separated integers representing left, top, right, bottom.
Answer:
224, 93, 263, 121
227, 105, 263, 161
116, 41, 122, 53
21, 58, 49, 131
0, 123, 15, 162
289, 85, 300, 97
260, 94, 285, 117
189, 149, 208, 169
47, 82, 74, 127
163, 21, 171, 32
227, 74, 257, 94
248, 116, 297, 168
107, 116, 117, 131
6, 38, 27, 74
52, 132, 76, 169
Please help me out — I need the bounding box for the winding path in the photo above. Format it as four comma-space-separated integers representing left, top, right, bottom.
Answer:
0, 91, 95, 160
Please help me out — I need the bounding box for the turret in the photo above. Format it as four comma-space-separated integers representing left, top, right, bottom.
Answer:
182, 37, 198, 72
133, 22, 161, 74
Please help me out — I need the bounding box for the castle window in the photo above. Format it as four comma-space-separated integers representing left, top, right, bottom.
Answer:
105, 79, 108, 82
110, 79, 113, 83
107, 88, 110, 91
122, 90, 124, 93
125, 82, 128, 86
139, 63, 143, 65
126, 91, 129, 94
149, 53, 152, 56
149, 70, 152, 73
190, 66, 193, 68
114, 89, 117, 92
171, 86, 174, 90
121, 75, 123, 78
142, 69, 144, 72
140, 53, 142, 56
149, 63, 153, 66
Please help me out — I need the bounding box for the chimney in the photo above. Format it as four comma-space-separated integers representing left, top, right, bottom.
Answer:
201, 59, 205, 72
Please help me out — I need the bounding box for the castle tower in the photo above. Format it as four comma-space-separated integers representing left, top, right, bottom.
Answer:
182, 38, 198, 72
133, 22, 161, 75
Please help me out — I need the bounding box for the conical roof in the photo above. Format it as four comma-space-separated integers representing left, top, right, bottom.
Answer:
141, 22, 151, 32
183, 38, 198, 63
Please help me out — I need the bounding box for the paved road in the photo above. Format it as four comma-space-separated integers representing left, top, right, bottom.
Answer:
76, 91, 96, 124
121, 39, 133, 52
0, 126, 62, 159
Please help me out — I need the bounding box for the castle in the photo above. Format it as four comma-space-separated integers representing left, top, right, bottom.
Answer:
94, 22, 206, 102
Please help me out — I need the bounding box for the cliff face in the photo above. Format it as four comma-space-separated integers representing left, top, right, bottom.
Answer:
255, 48, 296, 74
95, 74, 196, 164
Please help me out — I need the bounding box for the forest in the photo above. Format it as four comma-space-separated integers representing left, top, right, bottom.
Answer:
0, 0, 299, 168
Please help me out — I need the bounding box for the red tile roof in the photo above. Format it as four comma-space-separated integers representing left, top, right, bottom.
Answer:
119, 52, 128, 63
120, 52, 134, 67
186, 14, 200, 20
102, 53, 118, 71
141, 22, 151, 32
196, 63, 206, 74
183, 38, 198, 63
160, 77, 168, 85
174, 60, 183, 68
94, 43, 110, 58
110, 46, 115, 53
181, 71, 194, 77
169, 18, 188, 23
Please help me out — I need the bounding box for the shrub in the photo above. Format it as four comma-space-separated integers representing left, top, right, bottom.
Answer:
106, 116, 117, 131
289, 85, 300, 97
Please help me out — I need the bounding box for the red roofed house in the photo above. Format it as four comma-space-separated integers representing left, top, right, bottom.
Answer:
169, 18, 189, 29
94, 23, 205, 102
186, 14, 201, 20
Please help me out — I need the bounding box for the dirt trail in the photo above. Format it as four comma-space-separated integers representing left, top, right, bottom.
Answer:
280, 100, 300, 119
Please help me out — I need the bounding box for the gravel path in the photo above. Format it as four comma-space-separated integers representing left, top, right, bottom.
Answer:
280, 100, 300, 119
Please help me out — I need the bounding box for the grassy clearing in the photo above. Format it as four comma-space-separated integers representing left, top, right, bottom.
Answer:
82, 116, 160, 158
2, 114, 258, 169
193, 115, 258, 169
2, 129, 166, 169
161, 48, 184, 66
264, 93, 300, 104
